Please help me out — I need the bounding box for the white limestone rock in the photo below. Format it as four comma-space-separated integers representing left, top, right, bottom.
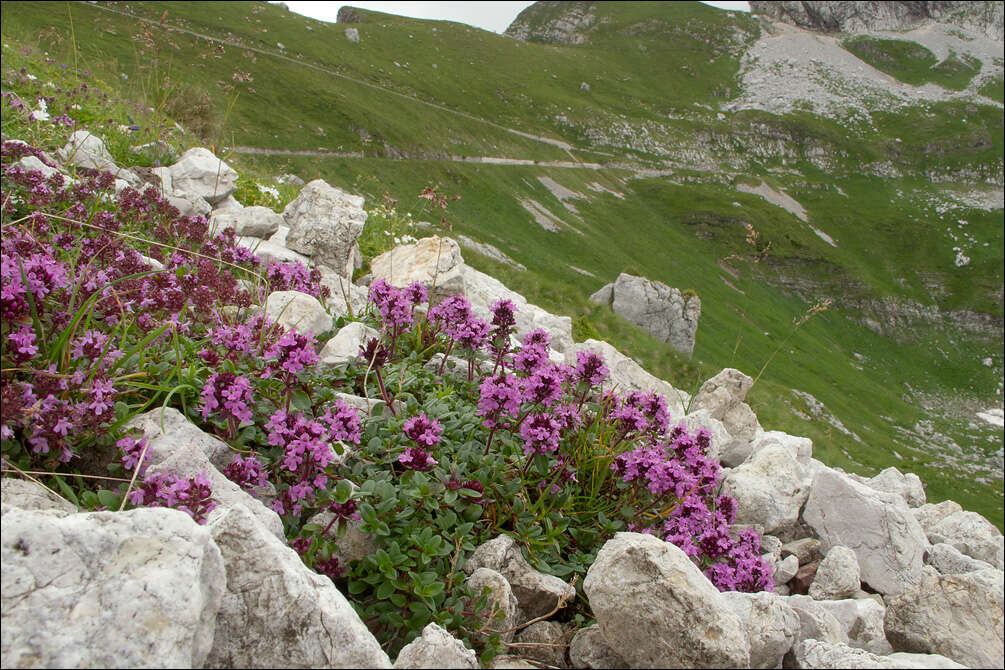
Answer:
284, 180, 367, 277
866, 467, 926, 508
463, 535, 575, 620
392, 623, 477, 669
720, 443, 810, 535
583, 532, 750, 668
690, 368, 761, 448
927, 541, 996, 574
607, 272, 701, 357
803, 467, 928, 596
209, 205, 284, 239
319, 321, 380, 367
721, 591, 800, 669
207, 504, 391, 668
927, 510, 1004, 568
568, 624, 628, 669
2, 506, 224, 668
125, 408, 284, 539
264, 290, 331, 337
884, 566, 1004, 669
809, 545, 861, 600
1, 478, 78, 516
168, 147, 238, 206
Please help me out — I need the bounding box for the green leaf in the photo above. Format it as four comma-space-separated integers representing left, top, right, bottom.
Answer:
52, 476, 79, 508
334, 479, 353, 504
376, 581, 396, 600
97, 489, 121, 509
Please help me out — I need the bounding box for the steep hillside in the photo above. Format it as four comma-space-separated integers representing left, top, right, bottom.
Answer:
1, 0, 1001, 525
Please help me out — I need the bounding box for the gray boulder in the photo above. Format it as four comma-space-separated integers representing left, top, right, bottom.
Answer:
782, 537, 822, 566
808, 545, 861, 600
207, 505, 391, 668
583, 532, 750, 668
927, 510, 1004, 568
568, 624, 628, 669
690, 368, 761, 445
884, 567, 1004, 669
927, 541, 996, 574
168, 147, 238, 205
721, 591, 800, 669
284, 179, 367, 277
463, 535, 575, 620
209, 205, 284, 239
2, 507, 224, 668
866, 467, 926, 508
790, 639, 967, 669
748, 430, 813, 465
264, 290, 331, 336
319, 321, 380, 367
1, 478, 77, 516
783, 594, 848, 648
720, 443, 810, 535
393, 623, 477, 669
803, 467, 928, 595
370, 235, 465, 303
466, 568, 520, 643
592, 273, 701, 357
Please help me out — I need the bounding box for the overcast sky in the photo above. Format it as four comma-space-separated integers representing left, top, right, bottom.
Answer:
280, 2, 751, 34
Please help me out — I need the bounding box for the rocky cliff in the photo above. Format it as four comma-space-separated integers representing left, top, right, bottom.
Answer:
749, 1, 1004, 41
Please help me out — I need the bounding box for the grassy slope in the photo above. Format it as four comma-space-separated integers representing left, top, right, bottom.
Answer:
2, 1, 1001, 525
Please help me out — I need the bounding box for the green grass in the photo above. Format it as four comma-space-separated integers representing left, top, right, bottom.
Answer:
2, 1, 1001, 527
843, 36, 982, 91
979, 74, 1005, 103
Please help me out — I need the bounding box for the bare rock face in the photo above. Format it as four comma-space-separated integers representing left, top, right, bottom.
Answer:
283, 179, 367, 277
721, 591, 800, 669
590, 273, 701, 357
168, 147, 238, 206
2, 506, 224, 669
466, 568, 520, 643
583, 532, 750, 668
884, 567, 1004, 668
370, 235, 465, 303
691, 368, 762, 446
927, 510, 1004, 568
749, 1, 1004, 41
505, 1, 596, 44
392, 623, 477, 669
207, 504, 391, 668
802, 467, 928, 596
463, 535, 575, 620
721, 443, 811, 536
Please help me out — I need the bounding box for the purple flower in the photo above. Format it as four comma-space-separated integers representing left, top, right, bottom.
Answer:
224, 454, 269, 491
7, 325, 38, 361
399, 446, 438, 471
263, 328, 319, 377
522, 365, 564, 407
128, 470, 217, 524
574, 350, 609, 387
404, 281, 428, 306
477, 373, 522, 429
519, 413, 562, 456
320, 399, 363, 444
403, 413, 443, 447
200, 372, 255, 426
